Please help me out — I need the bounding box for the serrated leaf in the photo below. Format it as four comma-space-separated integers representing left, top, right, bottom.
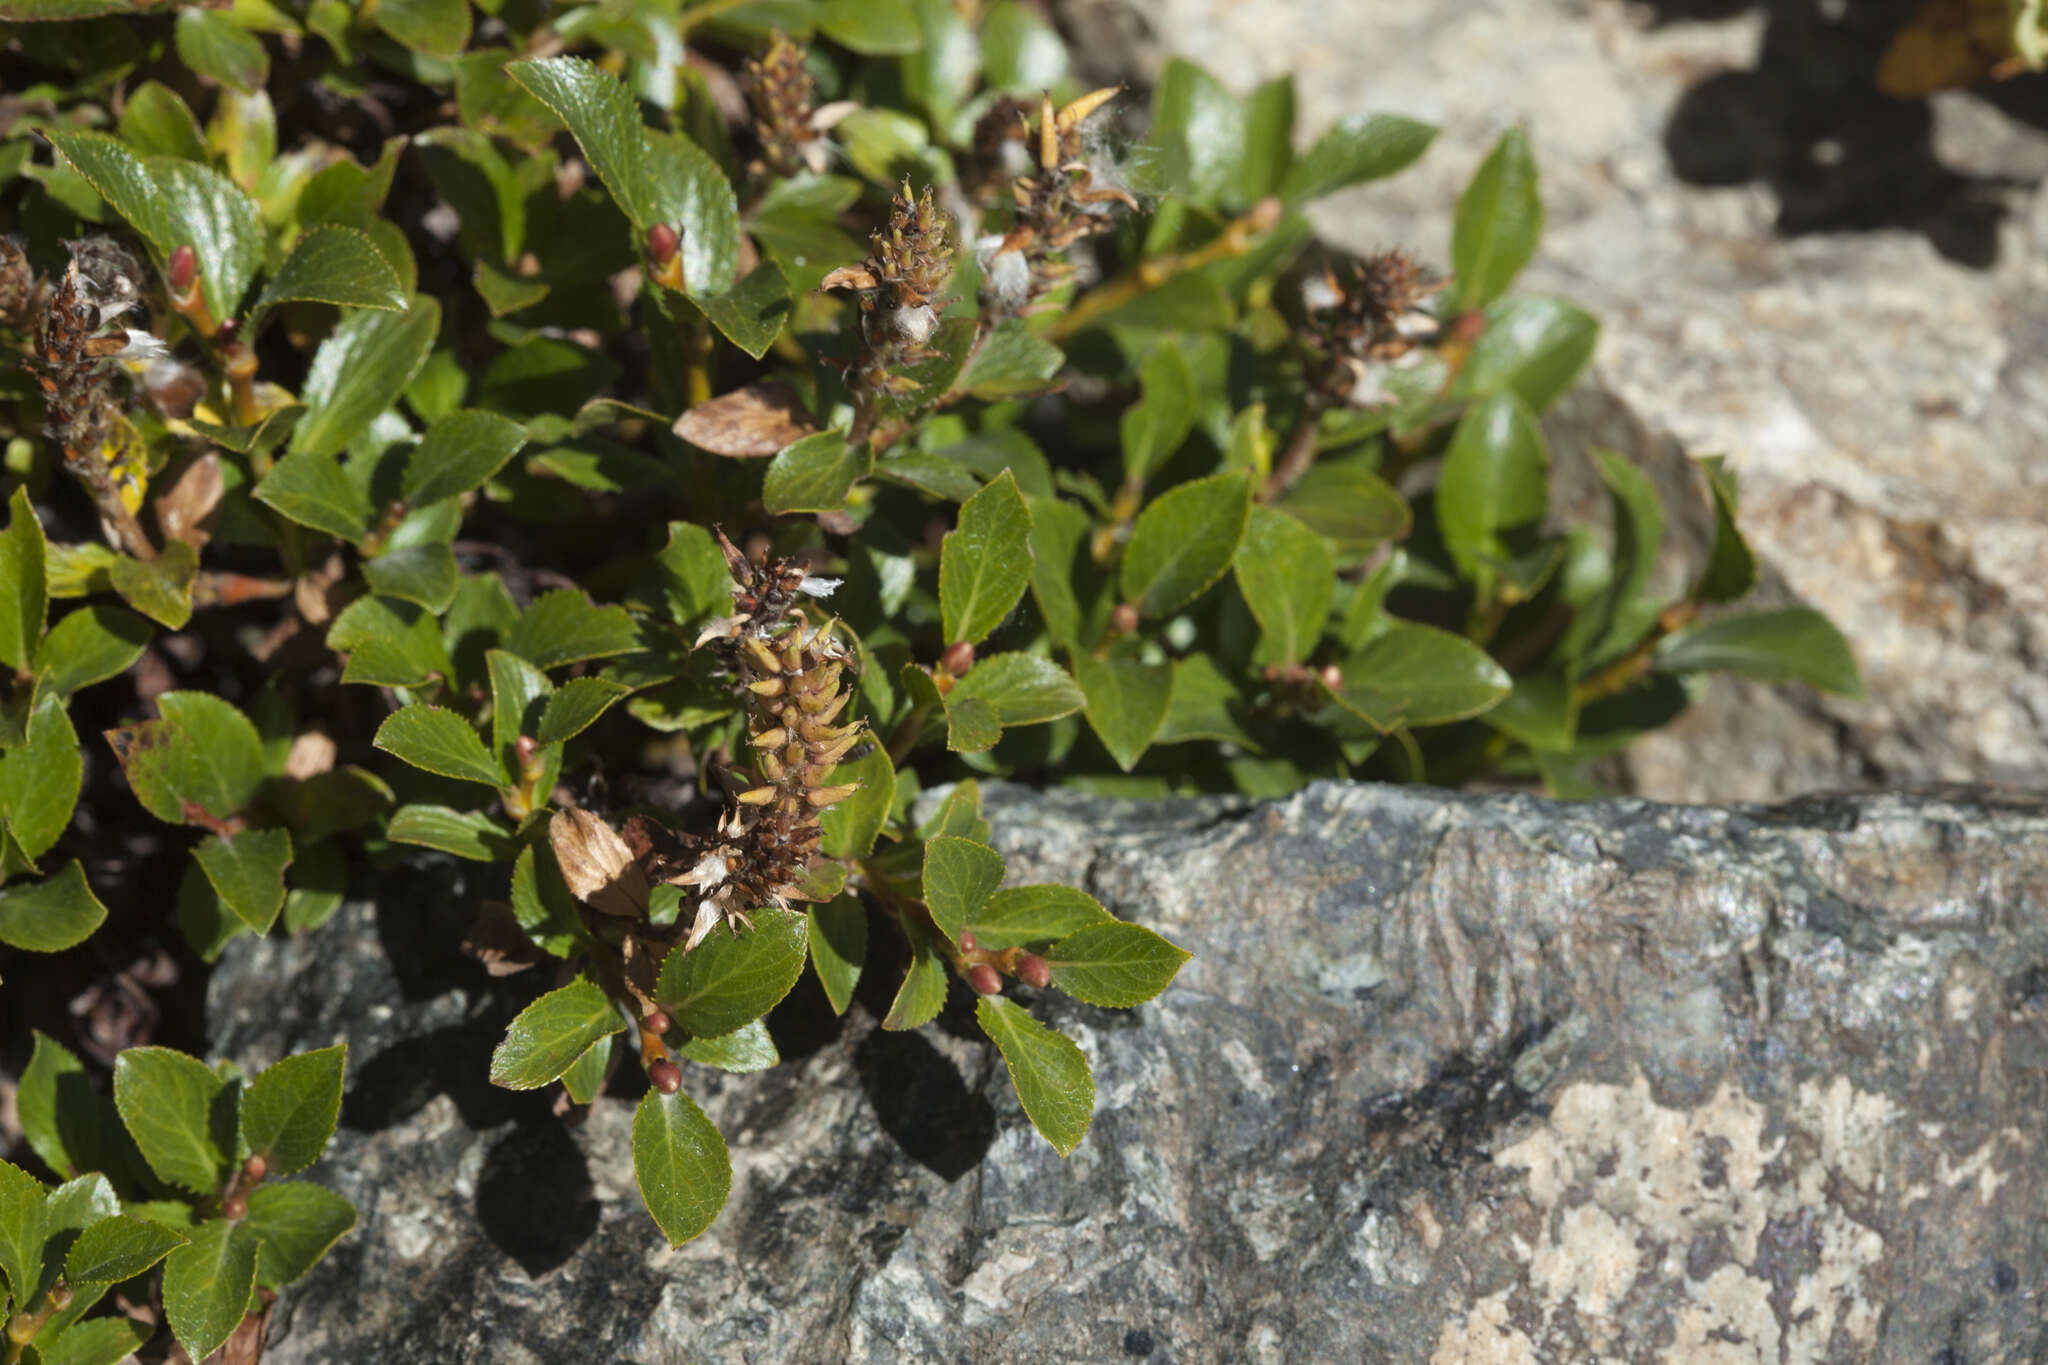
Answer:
327, 595, 451, 687
1121, 471, 1252, 618
1273, 462, 1410, 549
0, 1160, 45, 1311
1281, 113, 1437, 203
0, 486, 47, 673
290, 298, 440, 460
373, 0, 471, 57
807, 896, 867, 1016
0, 863, 106, 954
655, 909, 809, 1039
763, 431, 871, 515
1657, 607, 1865, 697
0, 692, 80, 861
402, 408, 528, 507
254, 225, 406, 318
162, 1219, 257, 1364
194, 828, 293, 934
105, 691, 265, 826
1074, 655, 1173, 772
36, 1315, 150, 1365
241, 1181, 354, 1288
632, 1087, 730, 1248
560, 1034, 612, 1104
940, 471, 1032, 647
883, 909, 949, 1032
922, 836, 1003, 945
1041, 922, 1190, 1007
505, 588, 639, 670
535, 678, 630, 747
33, 604, 151, 698
252, 450, 371, 542
239, 1045, 345, 1177
947, 653, 1085, 726
111, 1048, 226, 1195
818, 745, 893, 860
945, 695, 1002, 753
107, 541, 197, 630
486, 647, 550, 780
18, 1032, 100, 1180
386, 804, 516, 862
510, 842, 587, 956
1450, 295, 1597, 414
1436, 392, 1549, 582
966, 884, 1116, 952
119, 81, 208, 162
361, 543, 459, 612
1120, 345, 1196, 485
374, 705, 502, 786
1234, 505, 1336, 667
976, 996, 1093, 1157
1692, 455, 1757, 605
693, 260, 791, 358
1158, 652, 1259, 749
174, 9, 267, 92
961, 318, 1063, 398
1025, 495, 1089, 652
677, 1018, 779, 1073
1449, 127, 1541, 312
1150, 57, 1246, 209
1321, 620, 1512, 732
64, 1216, 187, 1284
490, 976, 623, 1091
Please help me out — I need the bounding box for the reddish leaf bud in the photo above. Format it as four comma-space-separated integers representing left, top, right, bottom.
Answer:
643, 1010, 672, 1036
648, 1058, 683, 1094
169, 244, 198, 294
243, 1154, 268, 1183
1110, 603, 1140, 635
967, 964, 1003, 995
647, 222, 681, 265
1449, 310, 1487, 345
514, 734, 539, 765
223, 1195, 248, 1221
958, 930, 977, 953
940, 640, 975, 676
1018, 954, 1052, 989
1318, 664, 1344, 691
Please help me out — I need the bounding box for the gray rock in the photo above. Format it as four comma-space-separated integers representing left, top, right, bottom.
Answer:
1060, 0, 2048, 803
211, 782, 2048, 1363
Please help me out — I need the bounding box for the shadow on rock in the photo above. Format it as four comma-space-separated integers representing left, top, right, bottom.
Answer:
853, 1027, 995, 1181
475, 1121, 600, 1277
1647, 0, 2048, 267
341, 1024, 531, 1134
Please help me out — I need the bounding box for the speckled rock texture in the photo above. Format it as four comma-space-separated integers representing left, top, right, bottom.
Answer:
1060, 0, 2048, 803
211, 782, 2048, 1363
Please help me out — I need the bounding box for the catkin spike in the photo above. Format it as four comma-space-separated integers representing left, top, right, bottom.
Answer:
749, 727, 789, 749
806, 783, 861, 808
737, 786, 779, 806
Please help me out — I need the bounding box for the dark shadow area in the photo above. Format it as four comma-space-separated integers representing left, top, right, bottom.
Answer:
341, 1023, 529, 1133
765, 966, 849, 1064
853, 1027, 996, 1181
475, 1122, 600, 1277
1648, 0, 2048, 266
368, 859, 502, 1002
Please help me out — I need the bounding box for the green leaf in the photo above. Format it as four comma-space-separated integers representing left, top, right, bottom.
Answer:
0, 487, 47, 673
807, 896, 867, 1016
509, 843, 585, 956
1075, 656, 1173, 772
162, 1219, 258, 1365
361, 543, 458, 612
34, 1317, 150, 1365
64, 1216, 186, 1285
1281, 113, 1437, 204
1436, 392, 1549, 581
921, 836, 1003, 945
327, 595, 451, 687
961, 319, 1064, 398
677, 1019, 779, 1073
17, 1032, 95, 1180
763, 432, 871, 516
373, 0, 471, 57
504, 57, 649, 223
501, 588, 639, 671
1322, 620, 1511, 732
174, 9, 267, 92
241, 1182, 354, 1287
945, 695, 1002, 753
818, 745, 893, 860
1573, 448, 1666, 669
290, 298, 441, 460
402, 408, 527, 508
643, 128, 743, 297
386, 804, 516, 862
106, 691, 265, 826
1484, 669, 1577, 752
111, 1047, 226, 1195
976, 996, 1093, 1157
107, 541, 198, 630
486, 646, 550, 781
374, 705, 503, 786
981, 0, 1067, 90
0, 1160, 45, 1310
1273, 463, 1410, 549
33, 604, 150, 698
966, 884, 1115, 952
252, 450, 370, 543
1119, 345, 1197, 485
632, 1087, 730, 1248
194, 829, 293, 934
1451, 295, 1598, 413
940, 471, 1033, 647
0, 693, 80, 861
655, 909, 809, 1039
1234, 505, 1336, 666
239, 1045, 345, 1177
819, 0, 921, 53
1041, 922, 1190, 1007
1449, 127, 1541, 312
535, 678, 630, 747
119, 80, 208, 161
1691, 455, 1757, 605
655, 522, 734, 631
560, 1034, 612, 1104
883, 910, 949, 1032
490, 976, 624, 1091
1025, 495, 1089, 651
253, 225, 405, 318
1657, 607, 1864, 697
692, 261, 791, 359
1121, 471, 1252, 618
1151, 58, 1246, 209
1158, 653, 1259, 749
0, 863, 106, 954
948, 653, 1085, 726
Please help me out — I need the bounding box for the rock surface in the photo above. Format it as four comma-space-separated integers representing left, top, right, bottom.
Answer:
211, 782, 2048, 1363
1061, 0, 2048, 803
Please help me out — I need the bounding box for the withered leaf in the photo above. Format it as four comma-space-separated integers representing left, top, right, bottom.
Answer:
819, 265, 878, 293
549, 808, 650, 918
672, 383, 821, 458
462, 900, 542, 976
155, 451, 224, 548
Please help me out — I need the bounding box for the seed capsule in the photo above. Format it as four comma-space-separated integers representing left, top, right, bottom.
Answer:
644, 1010, 672, 1035
223, 1195, 248, 1221
648, 1059, 683, 1094
243, 1154, 268, 1183
967, 964, 1003, 995
959, 930, 977, 952
1018, 954, 1052, 989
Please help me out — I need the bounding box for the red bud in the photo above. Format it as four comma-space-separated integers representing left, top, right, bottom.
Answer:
1318, 664, 1344, 690
643, 1010, 672, 1035
514, 734, 539, 765
647, 222, 680, 265
1449, 310, 1487, 345
169, 244, 198, 294
1110, 603, 1140, 635
223, 1195, 248, 1221
243, 1154, 268, 1183
958, 930, 977, 953
1018, 954, 1051, 989
648, 1058, 683, 1094
967, 964, 1003, 996
940, 641, 976, 676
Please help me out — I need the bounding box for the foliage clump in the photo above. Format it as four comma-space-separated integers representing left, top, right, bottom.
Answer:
0, 1, 1862, 1354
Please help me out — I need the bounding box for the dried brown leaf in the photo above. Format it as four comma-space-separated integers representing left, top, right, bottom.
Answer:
549, 808, 649, 918
155, 451, 223, 548
672, 383, 821, 458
